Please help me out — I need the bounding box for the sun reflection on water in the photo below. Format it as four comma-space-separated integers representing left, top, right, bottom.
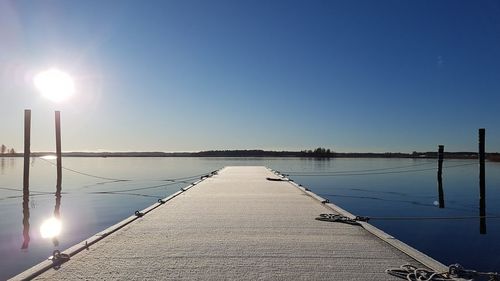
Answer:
40, 217, 62, 239
40, 155, 57, 160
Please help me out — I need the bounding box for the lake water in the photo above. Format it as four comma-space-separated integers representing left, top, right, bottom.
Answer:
0, 157, 499, 280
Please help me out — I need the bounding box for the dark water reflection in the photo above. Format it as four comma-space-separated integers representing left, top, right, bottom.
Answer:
0, 157, 499, 279
20, 169, 63, 250
289, 158, 500, 272
437, 146, 445, 209
1, 158, 5, 175
21, 192, 29, 250
52, 185, 62, 247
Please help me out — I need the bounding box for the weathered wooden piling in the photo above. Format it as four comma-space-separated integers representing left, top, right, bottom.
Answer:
437, 145, 445, 209
23, 109, 31, 193
55, 111, 62, 191
479, 128, 486, 234
53, 111, 63, 246
22, 109, 31, 249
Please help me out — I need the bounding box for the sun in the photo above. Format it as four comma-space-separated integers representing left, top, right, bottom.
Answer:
34, 68, 75, 102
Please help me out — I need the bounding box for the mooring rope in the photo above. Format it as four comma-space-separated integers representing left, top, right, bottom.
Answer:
386, 263, 500, 281
39, 158, 130, 181
48, 250, 70, 269
363, 215, 500, 221
88, 191, 160, 198
0, 186, 54, 194
0, 168, 218, 201
315, 214, 369, 225
316, 213, 500, 223
266, 177, 289, 181
108, 182, 180, 193
160, 171, 217, 182
282, 163, 476, 177
282, 161, 437, 175
38, 157, 218, 183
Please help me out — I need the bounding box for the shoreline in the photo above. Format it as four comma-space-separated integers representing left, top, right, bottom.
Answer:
1, 150, 498, 160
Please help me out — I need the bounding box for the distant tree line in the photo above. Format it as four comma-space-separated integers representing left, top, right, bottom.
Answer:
301, 147, 333, 157
0, 144, 16, 155
197, 148, 335, 158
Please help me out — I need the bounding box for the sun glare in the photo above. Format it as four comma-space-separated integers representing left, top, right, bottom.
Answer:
34, 68, 75, 102
40, 155, 57, 160
40, 217, 62, 239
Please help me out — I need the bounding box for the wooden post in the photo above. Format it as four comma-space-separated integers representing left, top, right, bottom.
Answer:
479, 128, 486, 234
23, 109, 31, 193
22, 109, 31, 249
437, 145, 445, 208
53, 111, 63, 246
55, 111, 62, 192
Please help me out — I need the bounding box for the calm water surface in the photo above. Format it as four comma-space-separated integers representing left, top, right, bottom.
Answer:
0, 157, 499, 280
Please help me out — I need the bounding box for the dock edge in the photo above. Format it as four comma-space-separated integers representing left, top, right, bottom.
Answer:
269, 168, 449, 273
9, 169, 220, 281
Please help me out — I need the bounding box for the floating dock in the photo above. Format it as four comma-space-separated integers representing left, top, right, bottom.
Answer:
13, 166, 447, 280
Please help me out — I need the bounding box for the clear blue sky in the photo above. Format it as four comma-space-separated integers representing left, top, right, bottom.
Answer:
1, 0, 499, 152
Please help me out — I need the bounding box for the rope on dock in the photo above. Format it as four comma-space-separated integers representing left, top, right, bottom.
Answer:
48, 250, 70, 270
266, 177, 288, 181
386, 263, 500, 281
315, 214, 369, 225
316, 213, 500, 224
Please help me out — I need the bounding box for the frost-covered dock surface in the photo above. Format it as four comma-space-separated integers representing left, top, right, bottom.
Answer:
14, 166, 445, 280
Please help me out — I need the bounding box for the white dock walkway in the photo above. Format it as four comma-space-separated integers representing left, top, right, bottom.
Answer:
14, 166, 445, 280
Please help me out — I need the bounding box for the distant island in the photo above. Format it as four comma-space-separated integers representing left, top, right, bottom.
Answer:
1, 147, 499, 160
